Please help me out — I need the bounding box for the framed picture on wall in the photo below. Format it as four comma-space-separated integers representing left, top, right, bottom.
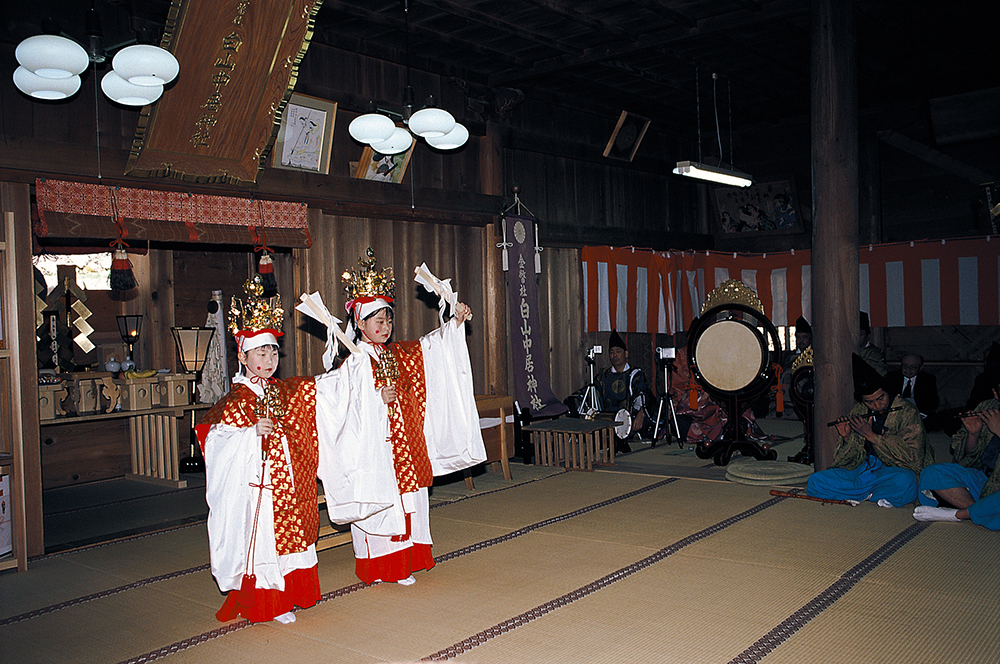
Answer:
602, 110, 651, 162
715, 179, 802, 234
352, 144, 415, 183
271, 93, 336, 174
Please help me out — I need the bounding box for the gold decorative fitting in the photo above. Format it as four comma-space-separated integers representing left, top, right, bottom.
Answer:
791, 346, 814, 371
700, 279, 764, 316
342, 247, 395, 301
229, 275, 284, 335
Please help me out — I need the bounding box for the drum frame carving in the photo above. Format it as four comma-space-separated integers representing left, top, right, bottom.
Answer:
687, 303, 782, 465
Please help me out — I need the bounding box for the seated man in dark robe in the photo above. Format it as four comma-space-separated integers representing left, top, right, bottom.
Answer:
593, 330, 653, 453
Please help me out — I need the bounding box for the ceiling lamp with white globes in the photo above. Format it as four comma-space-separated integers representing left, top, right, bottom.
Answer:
101, 71, 163, 106
407, 101, 455, 139
11, 9, 179, 108
13, 66, 82, 100
13, 33, 89, 100
112, 44, 179, 87
425, 122, 469, 150
369, 127, 414, 156
349, 112, 396, 145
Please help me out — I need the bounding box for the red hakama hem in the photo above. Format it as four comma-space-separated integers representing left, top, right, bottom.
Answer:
355, 543, 435, 585
215, 564, 321, 623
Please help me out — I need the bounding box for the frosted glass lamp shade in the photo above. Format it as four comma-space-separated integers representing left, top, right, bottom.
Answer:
15, 34, 89, 78
101, 71, 162, 106
112, 44, 179, 86
13, 66, 81, 99
425, 122, 469, 150
407, 107, 455, 138
369, 127, 413, 155
349, 113, 395, 144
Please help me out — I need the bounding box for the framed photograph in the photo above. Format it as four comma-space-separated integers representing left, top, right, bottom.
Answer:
715, 180, 802, 234
602, 110, 651, 162
272, 93, 337, 174
353, 144, 415, 184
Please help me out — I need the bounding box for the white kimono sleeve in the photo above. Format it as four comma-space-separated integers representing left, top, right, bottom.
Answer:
204, 423, 283, 592
316, 351, 402, 532
420, 320, 487, 475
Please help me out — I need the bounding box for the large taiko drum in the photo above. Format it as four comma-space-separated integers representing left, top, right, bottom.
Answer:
693, 319, 768, 393
686, 301, 782, 465
689, 303, 779, 400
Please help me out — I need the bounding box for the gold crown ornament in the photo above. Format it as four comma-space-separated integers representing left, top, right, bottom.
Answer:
229, 275, 284, 337
791, 345, 814, 372
342, 247, 395, 305
700, 279, 764, 316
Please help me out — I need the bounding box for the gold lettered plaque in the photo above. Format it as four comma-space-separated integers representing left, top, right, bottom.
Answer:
126, 0, 322, 186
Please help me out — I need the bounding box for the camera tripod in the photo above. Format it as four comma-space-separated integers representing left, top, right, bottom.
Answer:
652, 358, 682, 448
579, 350, 602, 416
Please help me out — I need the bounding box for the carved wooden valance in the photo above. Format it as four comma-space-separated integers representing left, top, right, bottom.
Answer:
125, 0, 323, 186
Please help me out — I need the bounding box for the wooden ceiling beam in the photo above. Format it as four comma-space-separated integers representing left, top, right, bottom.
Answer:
489, 0, 806, 86
414, 0, 583, 56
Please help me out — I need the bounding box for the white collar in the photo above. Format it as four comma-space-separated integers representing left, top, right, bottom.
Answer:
234, 372, 266, 397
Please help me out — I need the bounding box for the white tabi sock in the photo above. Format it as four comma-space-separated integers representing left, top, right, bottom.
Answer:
913, 506, 960, 522
397, 575, 416, 586
274, 611, 296, 624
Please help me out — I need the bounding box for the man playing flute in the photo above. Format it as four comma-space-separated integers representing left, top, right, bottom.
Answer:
807, 353, 933, 507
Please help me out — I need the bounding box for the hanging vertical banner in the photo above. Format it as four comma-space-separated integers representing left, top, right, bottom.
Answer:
504, 215, 568, 418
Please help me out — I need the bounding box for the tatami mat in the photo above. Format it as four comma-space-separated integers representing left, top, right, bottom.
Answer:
2, 429, 997, 664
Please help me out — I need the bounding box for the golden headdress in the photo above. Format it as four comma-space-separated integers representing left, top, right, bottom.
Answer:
700, 279, 764, 316
342, 247, 395, 317
229, 275, 284, 351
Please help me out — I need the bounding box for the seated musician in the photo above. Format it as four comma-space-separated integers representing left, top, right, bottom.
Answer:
807, 353, 933, 507
914, 372, 1000, 530
593, 330, 654, 453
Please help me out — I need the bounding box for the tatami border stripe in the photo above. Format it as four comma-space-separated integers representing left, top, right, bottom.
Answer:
725, 521, 931, 664
109, 472, 676, 663
421, 495, 785, 661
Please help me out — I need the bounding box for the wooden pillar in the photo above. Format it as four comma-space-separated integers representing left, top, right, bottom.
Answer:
480, 122, 509, 396
811, 0, 859, 471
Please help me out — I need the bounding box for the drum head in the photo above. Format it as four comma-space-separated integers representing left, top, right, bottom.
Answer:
693, 319, 765, 392
614, 409, 632, 439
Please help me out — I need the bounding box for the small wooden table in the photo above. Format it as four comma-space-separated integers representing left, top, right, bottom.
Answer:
523, 418, 616, 471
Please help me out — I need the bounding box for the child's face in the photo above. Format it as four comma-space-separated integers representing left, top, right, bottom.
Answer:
239, 345, 279, 380
359, 308, 393, 344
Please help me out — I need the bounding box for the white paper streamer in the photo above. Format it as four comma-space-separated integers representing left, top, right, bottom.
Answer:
296, 291, 359, 370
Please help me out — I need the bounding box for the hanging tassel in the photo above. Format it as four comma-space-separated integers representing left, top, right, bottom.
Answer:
109, 188, 136, 291
253, 204, 278, 298
110, 247, 137, 291
258, 252, 277, 298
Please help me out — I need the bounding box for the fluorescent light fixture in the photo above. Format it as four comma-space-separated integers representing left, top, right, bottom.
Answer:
673, 161, 752, 187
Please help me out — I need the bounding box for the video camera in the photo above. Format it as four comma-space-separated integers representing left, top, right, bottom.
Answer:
586, 345, 603, 363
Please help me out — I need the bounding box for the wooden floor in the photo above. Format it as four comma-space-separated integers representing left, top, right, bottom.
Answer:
2, 420, 996, 664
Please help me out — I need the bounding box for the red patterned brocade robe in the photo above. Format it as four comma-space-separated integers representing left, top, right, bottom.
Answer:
195, 374, 321, 623
315, 320, 487, 586
351, 339, 436, 584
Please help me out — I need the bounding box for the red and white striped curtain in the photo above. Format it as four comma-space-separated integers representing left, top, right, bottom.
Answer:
583, 236, 999, 334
